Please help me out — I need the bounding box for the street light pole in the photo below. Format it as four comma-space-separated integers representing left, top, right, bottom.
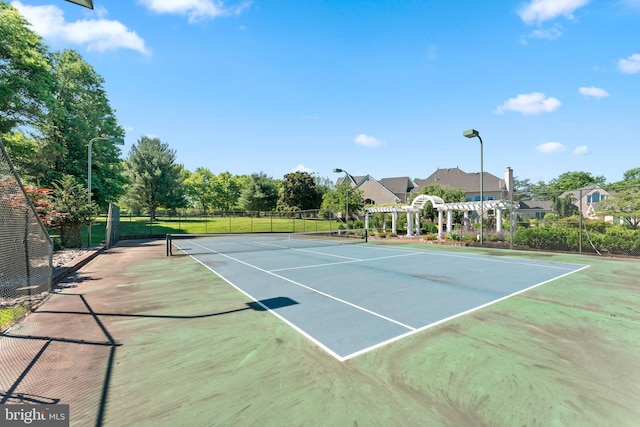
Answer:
88, 136, 124, 247
463, 129, 483, 245
333, 168, 349, 231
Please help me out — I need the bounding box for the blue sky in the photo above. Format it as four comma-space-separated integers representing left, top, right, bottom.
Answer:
12, 0, 640, 184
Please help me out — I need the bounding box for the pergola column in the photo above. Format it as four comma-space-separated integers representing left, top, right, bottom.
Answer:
438, 210, 444, 239
406, 212, 414, 236
496, 207, 502, 233
392, 212, 397, 234
446, 210, 453, 232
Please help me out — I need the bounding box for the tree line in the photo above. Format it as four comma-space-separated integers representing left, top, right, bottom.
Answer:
0, 2, 354, 246
1, 1, 638, 247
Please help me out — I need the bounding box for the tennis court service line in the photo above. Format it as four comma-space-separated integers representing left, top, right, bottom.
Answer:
186, 240, 417, 331
360, 244, 584, 270
270, 250, 424, 272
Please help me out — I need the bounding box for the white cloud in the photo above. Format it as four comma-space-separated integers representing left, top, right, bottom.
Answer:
578, 86, 610, 98
528, 27, 563, 40
12, 1, 149, 55
354, 134, 383, 147
618, 53, 640, 74
518, 0, 590, 25
139, 0, 252, 23
292, 164, 313, 173
573, 145, 589, 154
537, 142, 566, 153
495, 92, 561, 115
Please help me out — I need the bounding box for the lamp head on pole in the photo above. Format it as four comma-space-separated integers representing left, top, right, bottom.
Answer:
65, 0, 94, 9
333, 168, 344, 173
463, 129, 480, 139
108, 137, 125, 145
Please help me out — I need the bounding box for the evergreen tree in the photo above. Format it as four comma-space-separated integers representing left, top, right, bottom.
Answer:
238, 172, 279, 212
124, 136, 186, 219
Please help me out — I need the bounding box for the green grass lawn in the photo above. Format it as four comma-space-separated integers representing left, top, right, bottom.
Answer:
54, 216, 347, 247
0, 306, 27, 331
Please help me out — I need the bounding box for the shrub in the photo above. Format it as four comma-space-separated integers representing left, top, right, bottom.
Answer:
446, 231, 460, 241
602, 227, 640, 254
422, 221, 438, 234
514, 225, 579, 251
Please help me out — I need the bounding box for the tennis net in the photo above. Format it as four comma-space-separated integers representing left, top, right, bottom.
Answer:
166, 229, 368, 256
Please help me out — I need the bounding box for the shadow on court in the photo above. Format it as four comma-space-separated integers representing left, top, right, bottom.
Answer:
0, 239, 298, 426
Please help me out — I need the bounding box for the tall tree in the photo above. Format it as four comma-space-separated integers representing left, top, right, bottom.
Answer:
277, 171, 322, 211
551, 193, 579, 218
622, 167, 640, 183
184, 167, 216, 213
124, 136, 185, 219
513, 177, 533, 201
549, 171, 606, 192
528, 180, 551, 201
238, 172, 279, 212
49, 174, 96, 248
313, 174, 334, 201
211, 171, 243, 211
0, 2, 55, 135
598, 189, 640, 229
608, 167, 640, 192
37, 49, 125, 208
320, 183, 364, 222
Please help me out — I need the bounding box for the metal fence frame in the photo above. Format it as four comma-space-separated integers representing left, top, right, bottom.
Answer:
0, 139, 53, 315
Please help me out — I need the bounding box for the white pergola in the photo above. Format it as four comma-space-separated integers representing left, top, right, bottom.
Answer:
365, 195, 516, 238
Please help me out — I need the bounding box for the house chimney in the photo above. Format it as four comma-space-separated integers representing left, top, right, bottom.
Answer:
505, 167, 513, 195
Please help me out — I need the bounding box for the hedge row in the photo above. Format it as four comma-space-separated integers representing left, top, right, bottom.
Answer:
513, 225, 640, 255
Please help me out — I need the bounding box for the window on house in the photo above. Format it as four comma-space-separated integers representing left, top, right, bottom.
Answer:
487, 196, 495, 200
592, 192, 601, 203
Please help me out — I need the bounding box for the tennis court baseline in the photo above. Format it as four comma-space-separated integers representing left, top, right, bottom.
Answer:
170, 234, 588, 361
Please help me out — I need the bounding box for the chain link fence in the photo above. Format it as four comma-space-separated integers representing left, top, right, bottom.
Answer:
105, 202, 120, 249
0, 140, 53, 321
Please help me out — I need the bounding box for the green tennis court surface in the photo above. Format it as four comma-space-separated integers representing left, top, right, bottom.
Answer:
2, 239, 639, 426
171, 235, 588, 360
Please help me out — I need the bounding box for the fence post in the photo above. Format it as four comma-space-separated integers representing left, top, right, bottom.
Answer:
579, 189, 583, 254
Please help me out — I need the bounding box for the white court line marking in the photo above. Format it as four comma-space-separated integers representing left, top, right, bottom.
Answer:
180, 247, 345, 361
175, 239, 589, 362
358, 244, 583, 270
290, 247, 361, 261
182, 240, 417, 332
341, 263, 591, 360
270, 251, 423, 272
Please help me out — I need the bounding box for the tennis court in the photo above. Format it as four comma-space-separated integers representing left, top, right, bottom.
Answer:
3, 238, 640, 426
169, 233, 588, 361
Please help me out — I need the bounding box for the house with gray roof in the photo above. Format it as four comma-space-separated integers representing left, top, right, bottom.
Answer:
378, 177, 417, 203
414, 167, 509, 202
336, 174, 401, 205
560, 184, 610, 219
517, 200, 553, 220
